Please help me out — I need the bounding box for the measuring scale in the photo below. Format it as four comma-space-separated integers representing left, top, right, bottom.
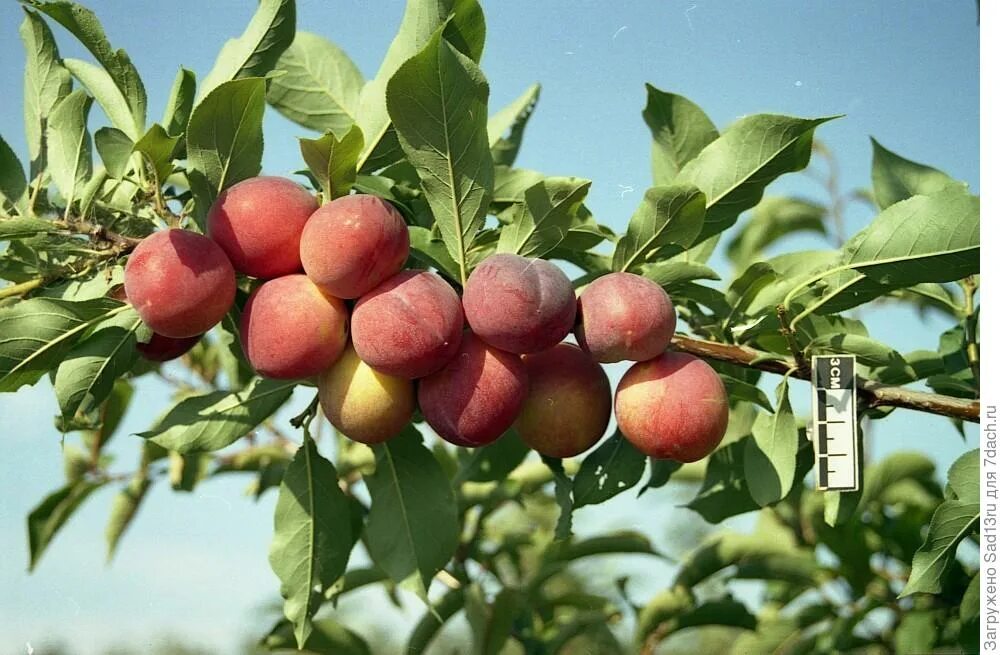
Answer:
811, 355, 860, 492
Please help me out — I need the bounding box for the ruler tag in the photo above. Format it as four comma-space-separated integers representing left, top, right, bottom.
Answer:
811, 355, 860, 492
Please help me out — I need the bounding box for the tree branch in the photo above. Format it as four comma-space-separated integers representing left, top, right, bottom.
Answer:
0, 216, 142, 300
670, 334, 980, 423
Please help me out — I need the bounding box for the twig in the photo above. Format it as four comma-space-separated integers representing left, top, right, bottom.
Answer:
776, 303, 808, 373
670, 334, 980, 423
68, 219, 143, 249
0, 277, 47, 301
962, 276, 980, 387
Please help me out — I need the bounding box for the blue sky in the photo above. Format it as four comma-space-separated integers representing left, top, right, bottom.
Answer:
0, 1, 980, 653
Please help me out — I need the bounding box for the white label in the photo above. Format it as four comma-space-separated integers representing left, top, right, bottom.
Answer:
811, 355, 860, 492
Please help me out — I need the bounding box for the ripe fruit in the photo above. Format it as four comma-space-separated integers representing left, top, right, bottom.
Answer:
240, 275, 348, 379
137, 333, 202, 362
615, 352, 728, 462
463, 254, 576, 354
318, 344, 414, 445
124, 229, 235, 338
109, 286, 202, 362
300, 194, 410, 299
575, 272, 676, 363
351, 270, 463, 379
207, 176, 318, 279
515, 343, 611, 458
207, 176, 317, 279
418, 333, 528, 447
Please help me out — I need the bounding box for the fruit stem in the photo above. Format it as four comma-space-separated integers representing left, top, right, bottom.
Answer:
289, 393, 320, 431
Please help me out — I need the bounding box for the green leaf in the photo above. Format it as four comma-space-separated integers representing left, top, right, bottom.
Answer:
638, 590, 757, 643
28, 478, 105, 570
262, 617, 371, 655
546, 532, 660, 566
32, 0, 146, 135
198, 0, 295, 100
894, 282, 963, 318
105, 468, 152, 561
47, 89, 94, 206
168, 452, 209, 493
789, 187, 979, 315
726, 196, 827, 268
495, 177, 591, 258
639, 459, 683, 495
673, 531, 815, 589
677, 113, 837, 245
946, 448, 978, 501
688, 432, 813, 524
356, 0, 486, 172
364, 427, 459, 599
491, 165, 544, 204
543, 456, 574, 541
900, 497, 978, 596
217, 309, 254, 389
673, 598, 757, 635
573, 431, 647, 508
861, 450, 936, 507
161, 67, 196, 136
560, 221, 616, 253
407, 226, 462, 282
139, 378, 295, 453
726, 262, 778, 322
133, 123, 180, 185
742, 249, 840, 317
842, 187, 979, 286
186, 77, 266, 194
77, 166, 107, 216
612, 185, 706, 272
719, 375, 773, 412
454, 429, 529, 484
639, 261, 719, 291
465, 585, 520, 655
960, 571, 980, 653
299, 125, 365, 200
642, 85, 719, 185
20, 8, 73, 172
93, 126, 133, 179
871, 137, 963, 210
488, 82, 540, 166
53, 306, 141, 420
267, 31, 363, 135
893, 611, 937, 655
744, 379, 797, 506
405, 587, 465, 654
730, 617, 805, 655
806, 333, 911, 371
269, 436, 355, 648
63, 58, 139, 139
0, 134, 28, 214
0, 297, 126, 392
88, 378, 133, 452
386, 27, 493, 283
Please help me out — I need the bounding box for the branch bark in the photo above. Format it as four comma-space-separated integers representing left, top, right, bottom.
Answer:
670, 334, 980, 423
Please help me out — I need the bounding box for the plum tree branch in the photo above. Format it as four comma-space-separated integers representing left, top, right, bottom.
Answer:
0, 215, 142, 300
670, 334, 980, 423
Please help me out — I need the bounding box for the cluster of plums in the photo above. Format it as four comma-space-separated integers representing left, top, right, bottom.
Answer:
121, 177, 729, 463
